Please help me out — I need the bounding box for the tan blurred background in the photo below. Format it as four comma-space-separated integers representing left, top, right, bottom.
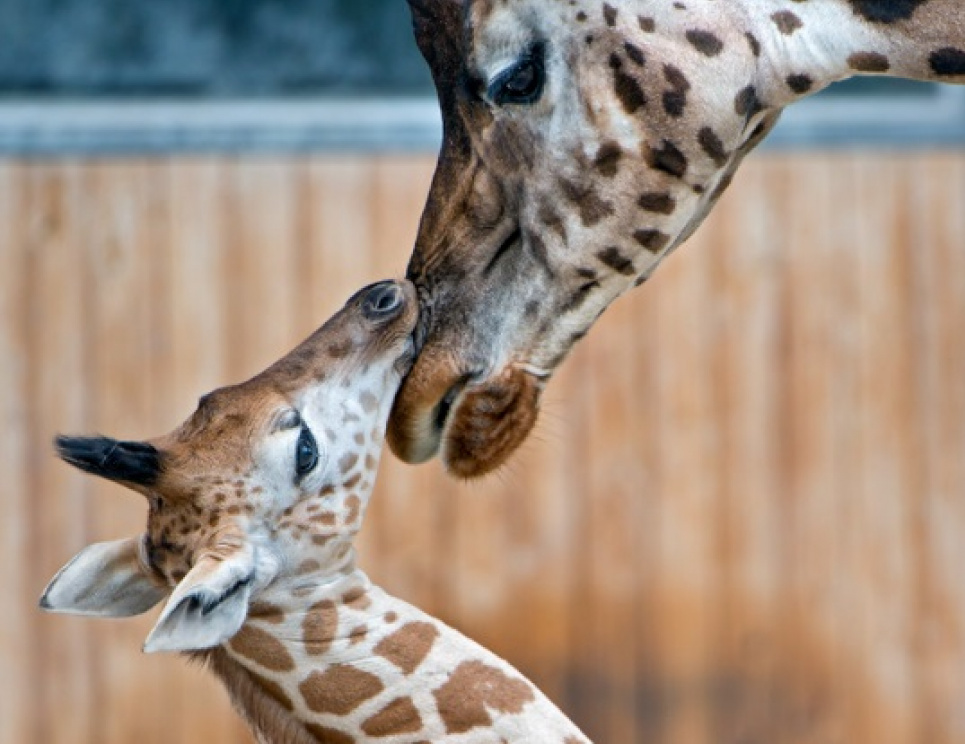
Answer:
1, 151, 963, 744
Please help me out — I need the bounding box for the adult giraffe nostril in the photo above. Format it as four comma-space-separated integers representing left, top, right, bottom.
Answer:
361, 281, 404, 320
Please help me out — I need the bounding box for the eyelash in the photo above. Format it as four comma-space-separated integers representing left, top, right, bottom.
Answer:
487, 43, 546, 105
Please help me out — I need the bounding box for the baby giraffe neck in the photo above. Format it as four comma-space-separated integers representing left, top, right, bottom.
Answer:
202, 569, 590, 743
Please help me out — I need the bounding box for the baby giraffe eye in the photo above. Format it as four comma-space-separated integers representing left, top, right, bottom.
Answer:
294, 425, 319, 479
489, 44, 546, 105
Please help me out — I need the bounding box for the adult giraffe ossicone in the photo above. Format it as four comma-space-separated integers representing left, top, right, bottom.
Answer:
387, 0, 965, 477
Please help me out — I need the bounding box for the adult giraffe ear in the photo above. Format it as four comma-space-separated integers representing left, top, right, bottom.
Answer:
143, 549, 255, 654
39, 537, 167, 617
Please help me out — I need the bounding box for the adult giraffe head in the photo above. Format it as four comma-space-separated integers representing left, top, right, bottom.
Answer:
387, 0, 965, 477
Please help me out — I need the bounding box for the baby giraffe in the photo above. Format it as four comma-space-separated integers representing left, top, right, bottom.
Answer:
40, 279, 590, 744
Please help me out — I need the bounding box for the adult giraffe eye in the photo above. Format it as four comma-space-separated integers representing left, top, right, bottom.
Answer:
489, 44, 545, 105
294, 426, 318, 478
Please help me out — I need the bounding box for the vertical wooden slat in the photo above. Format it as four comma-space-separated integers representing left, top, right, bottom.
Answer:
652, 202, 720, 744
167, 158, 253, 744
26, 163, 97, 743
81, 161, 171, 744
0, 162, 30, 744
706, 159, 783, 744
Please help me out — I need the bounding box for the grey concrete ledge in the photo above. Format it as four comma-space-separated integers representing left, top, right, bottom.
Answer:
0, 90, 962, 156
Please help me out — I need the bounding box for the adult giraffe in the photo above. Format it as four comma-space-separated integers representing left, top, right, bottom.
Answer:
387, 0, 965, 477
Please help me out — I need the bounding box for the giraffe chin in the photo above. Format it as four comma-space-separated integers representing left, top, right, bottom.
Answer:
388, 364, 541, 478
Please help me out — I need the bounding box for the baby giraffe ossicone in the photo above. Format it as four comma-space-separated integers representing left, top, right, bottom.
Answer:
40, 280, 590, 744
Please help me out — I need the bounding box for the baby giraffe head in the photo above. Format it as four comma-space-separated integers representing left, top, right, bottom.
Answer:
40, 280, 418, 654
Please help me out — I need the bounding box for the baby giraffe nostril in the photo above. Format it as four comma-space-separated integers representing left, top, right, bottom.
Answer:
362, 281, 403, 319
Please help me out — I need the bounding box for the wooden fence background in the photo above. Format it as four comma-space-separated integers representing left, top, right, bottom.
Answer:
1, 152, 963, 744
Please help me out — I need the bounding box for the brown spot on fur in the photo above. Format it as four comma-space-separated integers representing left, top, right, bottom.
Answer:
624, 42, 645, 66
646, 140, 688, 178
735, 85, 763, 118
305, 724, 355, 744
662, 64, 691, 117
327, 339, 354, 358
433, 660, 536, 735
361, 697, 423, 737
698, 126, 729, 166
374, 622, 439, 675
339, 452, 358, 474
638, 192, 677, 215
848, 51, 891, 72
229, 625, 296, 672
385, 611, 398, 623
786, 73, 814, 93
611, 64, 648, 114
559, 177, 614, 227
634, 229, 672, 253
297, 559, 322, 575
685, 29, 723, 56
248, 601, 286, 624
848, 0, 929, 23
359, 391, 378, 413
771, 10, 803, 35
593, 141, 623, 177
342, 587, 371, 610
638, 16, 655, 32
931, 47, 965, 76
345, 494, 362, 524
303, 599, 338, 656
299, 665, 384, 715
596, 247, 636, 276
603, 3, 617, 26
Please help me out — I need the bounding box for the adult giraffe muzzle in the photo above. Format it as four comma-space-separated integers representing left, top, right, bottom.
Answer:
387, 0, 965, 478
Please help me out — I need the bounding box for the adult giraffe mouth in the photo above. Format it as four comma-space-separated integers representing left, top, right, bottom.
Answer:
387, 349, 545, 479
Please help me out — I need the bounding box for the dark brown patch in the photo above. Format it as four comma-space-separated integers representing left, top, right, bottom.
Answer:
303, 599, 338, 656
638, 16, 655, 32
342, 586, 371, 610
609, 55, 648, 114
637, 192, 676, 215
848, 51, 891, 72
697, 126, 729, 167
593, 141, 623, 177
745, 32, 761, 57
603, 3, 617, 26
361, 697, 423, 737
624, 42, 645, 66
771, 10, 803, 35
299, 664, 384, 715
558, 177, 614, 227
539, 202, 567, 240
662, 64, 691, 117
576, 10, 587, 21
596, 247, 636, 276
433, 660, 536, 734
228, 625, 296, 672
384, 611, 398, 623
561, 280, 601, 314
327, 339, 353, 358
685, 29, 723, 56
634, 229, 672, 254
735, 85, 763, 118
930, 47, 965, 76
305, 724, 355, 744
247, 601, 286, 624
786, 73, 814, 93
524, 231, 555, 278
848, 0, 929, 23
373, 621, 440, 675
647, 140, 688, 178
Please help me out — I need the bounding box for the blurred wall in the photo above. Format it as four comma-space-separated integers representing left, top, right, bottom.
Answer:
1, 152, 963, 744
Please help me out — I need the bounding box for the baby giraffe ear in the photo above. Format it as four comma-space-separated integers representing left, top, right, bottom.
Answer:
143, 550, 255, 654
39, 537, 167, 617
